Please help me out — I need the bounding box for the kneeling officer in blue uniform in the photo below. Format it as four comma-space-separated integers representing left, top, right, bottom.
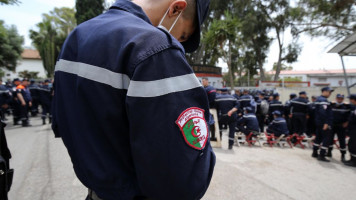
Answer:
236, 107, 260, 136
52, 0, 215, 200
266, 111, 289, 137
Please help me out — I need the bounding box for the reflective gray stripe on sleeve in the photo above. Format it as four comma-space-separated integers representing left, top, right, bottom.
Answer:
215, 98, 237, 102
55, 59, 130, 90
127, 73, 202, 98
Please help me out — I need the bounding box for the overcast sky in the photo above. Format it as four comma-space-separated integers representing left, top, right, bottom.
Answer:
1, 0, 355, 72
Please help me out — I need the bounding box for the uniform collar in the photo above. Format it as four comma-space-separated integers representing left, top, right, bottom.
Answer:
110, 0, 152, 25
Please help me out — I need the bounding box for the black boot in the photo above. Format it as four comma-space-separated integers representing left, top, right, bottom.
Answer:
312, 150, 319, 158
318, 152, 330, 162
42, 118, 46, 125
228, 144, 233, 150
341, 153, 346, 163
344, 157, 356, 167
326, 150, 332, 158
22, 120, 32, 127
49, 117, 52, 124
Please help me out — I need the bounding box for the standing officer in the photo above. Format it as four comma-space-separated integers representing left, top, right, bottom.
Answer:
16, 79, 32, 127
202, 78, 217, 141
268, 93, 284, 123
11, 78, 21, 125
284, 93, 297, 133
344, 94, 356, 167
215, 88, 239, 149
0, 79, 12, 120
39, 80, 52, 125
289, 91, 309, 135
52, 0, 215, 199
255, 92, 268, 133
239, 89, 256, 111
28, 79, 40, 117
312, 87, 333, 162
306, 96, 317, 137
327, 94, 350, 161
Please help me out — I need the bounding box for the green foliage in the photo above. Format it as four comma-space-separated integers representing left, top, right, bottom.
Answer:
0, 68, 5, 78
0, 20, 24, 71
291, 0, 356, 41
278, 77, 302, 82
75, 0, 105, 25
30, 7, 76, 78
0, 0, 20, 5
18, 70, 39, 79
272, 63, 293, 71
204, 11, 241, 90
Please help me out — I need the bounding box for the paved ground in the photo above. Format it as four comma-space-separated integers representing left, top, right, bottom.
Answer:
4, 117, 356, 200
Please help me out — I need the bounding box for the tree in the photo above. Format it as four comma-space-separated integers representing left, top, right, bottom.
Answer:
291, 0, 356, 41
76, 0, 105, 24
204, 11, 241, 90
30, 7, 76, 78
0, 0, 20, 5
258, 0, 301, 81
0, 20, 24, 71
18, 70, 39, 79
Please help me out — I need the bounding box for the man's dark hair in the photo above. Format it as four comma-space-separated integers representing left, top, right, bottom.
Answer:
182, 0, 197, 22
202, 77, 208, 81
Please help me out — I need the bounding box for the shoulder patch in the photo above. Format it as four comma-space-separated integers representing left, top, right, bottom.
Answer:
176, 107, 208, 150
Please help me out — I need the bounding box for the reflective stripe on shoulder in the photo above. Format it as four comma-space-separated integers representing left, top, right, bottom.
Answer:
127, 74, 202, 98
55, 59, 130, 90
215, 98, 237, 102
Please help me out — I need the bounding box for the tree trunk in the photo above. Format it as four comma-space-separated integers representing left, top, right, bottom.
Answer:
227, 42, 234, 91
274, 29, 283, 81
258, 59, 266, 81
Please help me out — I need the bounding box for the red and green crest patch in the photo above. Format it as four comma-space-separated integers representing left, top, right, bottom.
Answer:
176, 108, 208, 150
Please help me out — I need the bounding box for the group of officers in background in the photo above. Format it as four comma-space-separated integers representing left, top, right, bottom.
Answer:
202, 78, 356, 167
0, 78, 53, 126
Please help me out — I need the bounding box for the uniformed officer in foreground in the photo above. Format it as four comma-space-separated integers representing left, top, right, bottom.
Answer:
52, 0, 215, 199
312, 87, 333, 162
328, 94, 350, 161
215, 88, 239, 150
344, 94, 356, 167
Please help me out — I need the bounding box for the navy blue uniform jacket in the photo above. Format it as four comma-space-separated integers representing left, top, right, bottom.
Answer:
52, 1, 215, 199
314, 96, 333, 126
267, 117, 289, 136
236, 113, 259, 132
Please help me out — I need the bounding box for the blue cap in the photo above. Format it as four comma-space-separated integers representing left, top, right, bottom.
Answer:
181, 0, 210, 53
13, 78, 20, 82
321, 87, 334, 92
44, 79, 50, 83
220, 88, 228, 92
244, 107, 254, 113
299, 91, 307, 95
348, 94, 356, 100
273, 93, 280, 97
336, 94, 345, 99
290, 93, 297, 97
272, 110, 282, 116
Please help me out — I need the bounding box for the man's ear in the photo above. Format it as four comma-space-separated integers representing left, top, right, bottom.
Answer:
168, 0, 187, 17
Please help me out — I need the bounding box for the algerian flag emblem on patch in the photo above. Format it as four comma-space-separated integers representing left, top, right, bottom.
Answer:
176, 107, 208, 150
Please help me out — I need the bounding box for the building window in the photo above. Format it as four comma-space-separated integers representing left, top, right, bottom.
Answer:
318, 78, 327, 82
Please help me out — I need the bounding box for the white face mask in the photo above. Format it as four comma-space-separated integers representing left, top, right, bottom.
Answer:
157, 8, 183, 33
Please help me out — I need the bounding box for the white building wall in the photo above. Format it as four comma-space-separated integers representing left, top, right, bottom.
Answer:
3, 59, 46, 81
308, 75, 356, 87
279, 74, 308, 82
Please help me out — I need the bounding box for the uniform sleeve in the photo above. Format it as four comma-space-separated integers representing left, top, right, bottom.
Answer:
126, 48, 215, 200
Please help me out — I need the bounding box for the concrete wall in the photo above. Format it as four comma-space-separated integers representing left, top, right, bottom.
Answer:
276, 87, 356, 103
3, 59, 46, 81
